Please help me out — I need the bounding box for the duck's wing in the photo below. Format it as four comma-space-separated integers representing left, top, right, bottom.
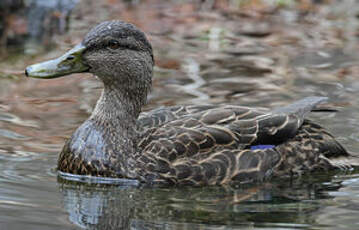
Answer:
140, 97, 328, 147
136, 97, 331, 185
138, 104, 268, 153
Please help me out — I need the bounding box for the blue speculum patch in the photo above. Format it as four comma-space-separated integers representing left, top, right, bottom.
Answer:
250, 145, 275, 150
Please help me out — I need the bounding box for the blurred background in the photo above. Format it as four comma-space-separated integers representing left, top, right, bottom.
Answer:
1, 0, 359, 229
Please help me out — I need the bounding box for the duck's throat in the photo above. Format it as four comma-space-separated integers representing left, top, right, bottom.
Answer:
91, 83, 146, 128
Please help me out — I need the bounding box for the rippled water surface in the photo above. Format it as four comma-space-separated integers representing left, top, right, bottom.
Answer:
1, 1, 359, 229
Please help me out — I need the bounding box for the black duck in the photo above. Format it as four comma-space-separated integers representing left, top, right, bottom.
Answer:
25, 21, 356, 185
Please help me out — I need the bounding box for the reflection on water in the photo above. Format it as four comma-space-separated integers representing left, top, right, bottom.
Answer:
1, 0, 359, 229
181, 58, 209, 103
58, 174, 358, 230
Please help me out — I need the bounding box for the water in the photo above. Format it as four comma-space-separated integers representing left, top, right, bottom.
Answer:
1, 0, 359, 229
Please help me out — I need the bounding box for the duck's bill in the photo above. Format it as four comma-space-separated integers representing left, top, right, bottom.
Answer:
25, 43, 89, 79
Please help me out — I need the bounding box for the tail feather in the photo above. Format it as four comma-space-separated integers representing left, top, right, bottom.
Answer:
298, 120, 358, 171
272, 97, 328, 128
273, 96, 328, 118
324, 155, 359, 170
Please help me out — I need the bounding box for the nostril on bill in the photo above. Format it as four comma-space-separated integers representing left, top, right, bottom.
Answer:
66, 55, 75, 61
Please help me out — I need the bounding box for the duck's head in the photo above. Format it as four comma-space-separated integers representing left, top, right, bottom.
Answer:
25, 20, 154, 90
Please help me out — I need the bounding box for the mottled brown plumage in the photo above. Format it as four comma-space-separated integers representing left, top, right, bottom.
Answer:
26, 21, 354, 186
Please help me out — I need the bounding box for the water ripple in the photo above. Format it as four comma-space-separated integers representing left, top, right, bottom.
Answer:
0, 128, 29, 140
0, 150, 41, 161
0, 112, 39, 128
58, 171, 140, 186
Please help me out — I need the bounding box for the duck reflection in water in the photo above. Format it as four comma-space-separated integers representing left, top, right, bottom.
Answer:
58, 174, 342, 230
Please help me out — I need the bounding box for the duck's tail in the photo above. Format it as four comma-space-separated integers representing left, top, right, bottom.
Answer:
324, 153, 359, 170
312, 123, 359, 170
299, 120, 359, 171
322, 154, 359, 170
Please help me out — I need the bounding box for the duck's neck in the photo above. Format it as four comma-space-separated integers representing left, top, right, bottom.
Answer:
87, 81, 148, 177
92, 88, 136, 125
90, 81, 147, 129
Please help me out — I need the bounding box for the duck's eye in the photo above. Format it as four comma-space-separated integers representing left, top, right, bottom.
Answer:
107, 39, 120, 49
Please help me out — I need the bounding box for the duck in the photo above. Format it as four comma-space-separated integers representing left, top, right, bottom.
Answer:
25, 20, 355, 186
